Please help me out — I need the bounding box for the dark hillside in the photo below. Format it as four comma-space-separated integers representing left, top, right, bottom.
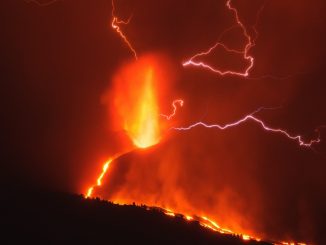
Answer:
1, 189, 272, 245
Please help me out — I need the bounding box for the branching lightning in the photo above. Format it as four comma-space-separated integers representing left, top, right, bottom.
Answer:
111, 0, 138, 60
183, 0, 263, 77
161, 99, 184, 120
173, 107, 321, 148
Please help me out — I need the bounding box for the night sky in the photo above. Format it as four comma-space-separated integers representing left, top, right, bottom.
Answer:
1, 0, 326, 244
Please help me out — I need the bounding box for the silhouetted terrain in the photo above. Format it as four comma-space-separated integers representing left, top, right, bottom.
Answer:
1, 188, 272, 244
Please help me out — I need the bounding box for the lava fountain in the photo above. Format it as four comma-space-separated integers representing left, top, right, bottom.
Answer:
120, 68, 160, 148
108, 55, 170, 149
86, 54, 173, 197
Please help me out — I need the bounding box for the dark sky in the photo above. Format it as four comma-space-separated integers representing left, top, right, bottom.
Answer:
1, 0, 326, 244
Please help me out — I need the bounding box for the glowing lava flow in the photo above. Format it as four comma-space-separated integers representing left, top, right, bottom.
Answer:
173, 108, 321, 148
161, 99, 184, 120
86, 58, 164, 197
85, 99, 320, 244
86, 159, 113, 198
159, 208, 311, 244
159, 207, 261, 243
183, 0, 262, 77
111, 0, 138, 60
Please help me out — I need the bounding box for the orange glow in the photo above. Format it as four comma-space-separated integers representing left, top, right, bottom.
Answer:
86, 187, 93, 198
88, 55, 173, 198
164, 208, 176, 217
152, 207, 265, 243
97, 160, 111, 186
105, 56, 169, 149
86, 54, 314, 245
242, 234, 250, 241
185, 215, 193, 221
102, 54, 278, 242
202, 223, 218, 232
202, 216, 221, 229
165, 211, 175, 217
124, 69, 160, 148
86, 159, 112, 198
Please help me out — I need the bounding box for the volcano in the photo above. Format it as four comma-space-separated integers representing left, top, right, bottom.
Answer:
2, 0, 326, 244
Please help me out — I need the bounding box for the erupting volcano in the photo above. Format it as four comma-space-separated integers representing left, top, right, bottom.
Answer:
111, 58, 161, 149
6, 0, 326, 244
80, 0, 326, 244
82, 1, 325, 244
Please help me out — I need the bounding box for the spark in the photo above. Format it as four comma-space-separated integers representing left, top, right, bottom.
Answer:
183, 0, 264, 77
173, 108, 321, 148
161, 99, 184, 120
111, 0, 138, 60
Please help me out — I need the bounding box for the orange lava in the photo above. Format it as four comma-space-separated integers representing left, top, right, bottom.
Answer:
105, 56, 167, 149
124, 68, 160, 148
86, 159, 112, 198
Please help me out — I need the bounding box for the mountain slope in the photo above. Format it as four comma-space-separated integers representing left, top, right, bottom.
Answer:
1, 189, 271, 244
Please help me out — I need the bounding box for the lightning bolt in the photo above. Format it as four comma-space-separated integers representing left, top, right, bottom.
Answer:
111, 0, 138, 60
173, 107, 321, 148
161, 99, 184, 120
182, 0, 263, 77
